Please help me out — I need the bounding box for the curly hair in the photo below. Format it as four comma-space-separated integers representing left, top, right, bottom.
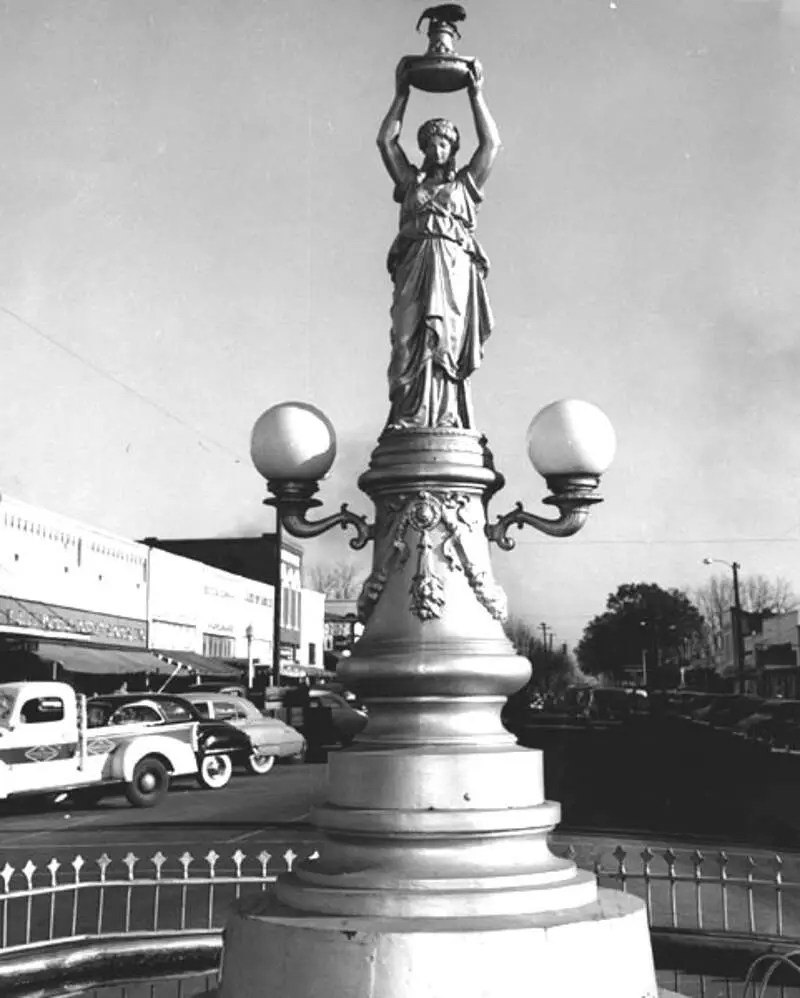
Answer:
416, 117, 461, 156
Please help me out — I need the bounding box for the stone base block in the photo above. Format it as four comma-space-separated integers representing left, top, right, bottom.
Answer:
218, 887, 659, 998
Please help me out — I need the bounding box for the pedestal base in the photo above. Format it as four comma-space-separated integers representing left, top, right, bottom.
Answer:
218, 887, 659, 998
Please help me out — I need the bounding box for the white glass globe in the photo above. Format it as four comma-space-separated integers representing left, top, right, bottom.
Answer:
250, 402, 337, 482
526, 399, 616, 477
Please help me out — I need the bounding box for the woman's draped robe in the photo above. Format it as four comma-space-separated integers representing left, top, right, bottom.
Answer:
386, 168, 493, 430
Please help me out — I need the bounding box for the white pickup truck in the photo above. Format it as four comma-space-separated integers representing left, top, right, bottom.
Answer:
0, 681, 198, 808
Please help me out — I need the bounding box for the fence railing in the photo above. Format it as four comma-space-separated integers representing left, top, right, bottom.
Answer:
0, 847, 317, 950
3, 840, 800, 997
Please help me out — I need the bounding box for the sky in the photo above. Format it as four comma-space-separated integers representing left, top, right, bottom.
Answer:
1, 0, 799, 649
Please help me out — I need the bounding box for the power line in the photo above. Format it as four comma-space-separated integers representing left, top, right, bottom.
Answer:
0, 304, 246, 465
507, 536, 800, 546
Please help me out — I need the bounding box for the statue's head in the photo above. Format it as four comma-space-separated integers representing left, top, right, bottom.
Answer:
417, 118, 460, 177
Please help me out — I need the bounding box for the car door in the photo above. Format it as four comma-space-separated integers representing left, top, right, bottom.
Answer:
3, 692, 80, 793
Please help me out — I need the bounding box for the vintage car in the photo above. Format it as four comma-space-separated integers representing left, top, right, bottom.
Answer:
180, 692, 306, 773
274, 688, 368, 761
88, 693, 252, 789
0, 681, 198, 808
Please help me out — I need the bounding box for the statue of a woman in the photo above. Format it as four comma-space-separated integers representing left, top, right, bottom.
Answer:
376, 59, 501, 431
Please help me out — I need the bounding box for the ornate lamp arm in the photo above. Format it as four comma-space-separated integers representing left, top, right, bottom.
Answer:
485, 474, 603, 551
264, 483, 374, 551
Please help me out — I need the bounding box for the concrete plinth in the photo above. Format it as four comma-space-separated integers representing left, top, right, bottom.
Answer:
218, 887, 659, 998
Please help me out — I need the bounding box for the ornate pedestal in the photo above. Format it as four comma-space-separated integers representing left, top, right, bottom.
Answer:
218, 430, 659, 998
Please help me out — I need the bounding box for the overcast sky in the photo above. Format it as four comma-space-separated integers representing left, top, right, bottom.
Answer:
1, 0, 799, 647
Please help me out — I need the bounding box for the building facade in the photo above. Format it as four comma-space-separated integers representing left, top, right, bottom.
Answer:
719, 607, 800, 698
141, 535, 305, 664
0, 494, 149, 653
0, 493, 324, 687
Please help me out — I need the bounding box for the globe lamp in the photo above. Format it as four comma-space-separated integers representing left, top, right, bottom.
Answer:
526, 399, 616, 478
250, 402, 337, 484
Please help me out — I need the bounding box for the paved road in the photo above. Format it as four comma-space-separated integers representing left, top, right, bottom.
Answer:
0, 762, 328, 863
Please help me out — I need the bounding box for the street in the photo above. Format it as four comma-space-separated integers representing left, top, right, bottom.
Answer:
0, 762, 328, 861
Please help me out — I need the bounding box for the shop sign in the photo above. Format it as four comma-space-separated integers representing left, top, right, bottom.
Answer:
0, 596, 146, 647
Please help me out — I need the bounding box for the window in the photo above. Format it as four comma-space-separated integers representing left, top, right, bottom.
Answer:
281, 587, 290, 628
193, 702, 211, 719
21, 697, 64, 724
234, 700, 260, 721
202, 634, 234, 658
160, 702, 192, 722
111, 705, 161, 726
88, 704, 113, 727
308, 643, 317, 666
213, 702, 237, 721
0, 694, 13, 724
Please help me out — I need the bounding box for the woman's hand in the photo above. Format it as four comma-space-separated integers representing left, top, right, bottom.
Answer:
395, 57, 411, 98
467, 59, 484, 95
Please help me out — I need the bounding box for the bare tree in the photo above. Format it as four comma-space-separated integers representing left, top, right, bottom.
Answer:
306, 562, 364, 599
693, 573, 798, 656
503, 616, 588, 698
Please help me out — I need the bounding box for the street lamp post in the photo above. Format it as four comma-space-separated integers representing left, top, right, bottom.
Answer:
217, 9, 658, 998
703, 557, 745, 693
245, 624, 254, 689
639, 621, 649, 689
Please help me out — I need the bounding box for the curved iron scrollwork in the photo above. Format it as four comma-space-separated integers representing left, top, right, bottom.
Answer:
486, 475, 604, 551
280, 502, 374, 551
264, 484, 374, 550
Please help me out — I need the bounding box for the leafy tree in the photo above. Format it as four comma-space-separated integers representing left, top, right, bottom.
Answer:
305, 561, 363, 599
693, 573, 797, 658
576, 582, 705, 683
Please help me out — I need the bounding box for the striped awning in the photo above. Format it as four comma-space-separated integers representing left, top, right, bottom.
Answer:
154, 650, 243, 678
36, 643, 173, 675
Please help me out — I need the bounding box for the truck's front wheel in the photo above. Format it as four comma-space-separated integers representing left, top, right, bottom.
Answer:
125, 757, 170, 808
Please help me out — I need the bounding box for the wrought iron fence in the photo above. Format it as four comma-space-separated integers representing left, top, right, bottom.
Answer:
2, 840, 800, 997
0, 847, 315, 950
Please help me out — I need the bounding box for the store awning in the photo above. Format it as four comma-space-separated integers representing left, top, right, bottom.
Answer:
36, 643, 172, 675
154, 650, 243, 678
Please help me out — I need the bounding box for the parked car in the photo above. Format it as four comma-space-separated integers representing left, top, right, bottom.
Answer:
692, 695, 765, 732
180, 692, 306, 773
734, 699, 800, 749
278, 689, 368, 759
661, 692, 719, 719
88, 693, 253, 789
586, 687, 648, 722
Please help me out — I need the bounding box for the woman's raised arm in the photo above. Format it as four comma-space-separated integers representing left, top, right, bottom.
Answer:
466, 61, 501, 190
377, 58, 415, 187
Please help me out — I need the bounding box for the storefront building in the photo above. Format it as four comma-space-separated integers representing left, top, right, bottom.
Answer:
0, 493, 325, 687
141, 534, 306, 665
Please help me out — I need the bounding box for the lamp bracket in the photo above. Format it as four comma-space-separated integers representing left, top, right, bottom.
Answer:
264, 482, 374, 550
485, 474, 603, 550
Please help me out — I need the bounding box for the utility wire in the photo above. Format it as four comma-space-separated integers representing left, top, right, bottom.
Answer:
509, 536, 800, 546
0, 304, 246, 465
